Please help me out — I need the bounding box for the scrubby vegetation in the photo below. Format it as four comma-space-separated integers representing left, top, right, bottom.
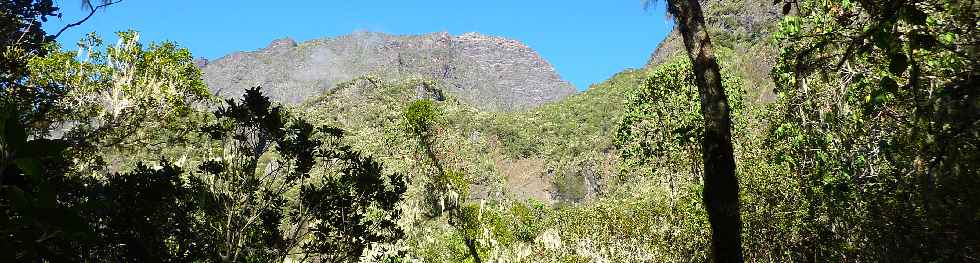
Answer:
2, 0, 977, 262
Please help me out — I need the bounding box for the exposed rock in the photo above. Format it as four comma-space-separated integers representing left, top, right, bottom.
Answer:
200, 31, 576, 111
193, 58, 208, 68
414, 82, 445, 101
496, 158, 554, 204
266, 37, 297, 50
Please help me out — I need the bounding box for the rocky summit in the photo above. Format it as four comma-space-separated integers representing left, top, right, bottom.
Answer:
198, 31, 576, 111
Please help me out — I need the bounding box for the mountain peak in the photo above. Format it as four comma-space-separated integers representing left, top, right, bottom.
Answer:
200, 31, 575, 111
265, 37, 297, 50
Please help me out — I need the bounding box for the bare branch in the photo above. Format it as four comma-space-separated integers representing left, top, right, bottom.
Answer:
53, 0, 124, 39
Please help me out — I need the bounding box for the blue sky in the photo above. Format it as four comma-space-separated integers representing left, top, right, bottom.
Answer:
44, 0, 673, 91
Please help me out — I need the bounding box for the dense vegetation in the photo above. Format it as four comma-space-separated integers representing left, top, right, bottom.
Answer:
2, 0, 976, 262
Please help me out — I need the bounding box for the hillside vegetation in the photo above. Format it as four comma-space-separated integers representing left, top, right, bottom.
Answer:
1, 0, 977, 262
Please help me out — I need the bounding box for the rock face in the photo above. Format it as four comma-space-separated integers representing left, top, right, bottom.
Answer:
200, 32, 576, 111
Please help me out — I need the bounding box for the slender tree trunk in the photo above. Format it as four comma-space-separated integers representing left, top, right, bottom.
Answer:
465, 238, 482, 263
666, 0, 744, 262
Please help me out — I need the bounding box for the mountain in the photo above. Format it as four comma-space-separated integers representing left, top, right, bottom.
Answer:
198, 31, 576, 111
648, 0, 783, 102
296, 69, 644, 204
192, 2, 785, 207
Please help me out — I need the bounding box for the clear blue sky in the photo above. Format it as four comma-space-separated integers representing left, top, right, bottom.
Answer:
44, 0, 673, 91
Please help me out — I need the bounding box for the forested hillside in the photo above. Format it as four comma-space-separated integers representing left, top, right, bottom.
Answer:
2, 0, 976, 262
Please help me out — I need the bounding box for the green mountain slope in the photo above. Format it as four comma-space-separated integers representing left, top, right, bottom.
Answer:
296, 67, 646, 205
650, 0, 782, 103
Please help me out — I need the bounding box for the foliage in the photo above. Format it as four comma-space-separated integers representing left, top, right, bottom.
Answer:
193, 87, 406, 262
615, 56, 744, 185
2, 105, 204, 261
0, 0, 59, 58
488, 69, 647, 202
770, 0, 979, 260
72, 162, 205, 261
192, 86, 303, 261
1, 4, 413, 260
0, 104, 85, 261
2, 3, 211, 258
1, 0, 63, 138
404, 99, 438, 141
5, 0, 978, 261
300, 130, 406, 262
3, 74, 407, 262
401, 98, 486, 262
506, 200, 546, 242
603, 54, 799, 262
27, 31, 211, 163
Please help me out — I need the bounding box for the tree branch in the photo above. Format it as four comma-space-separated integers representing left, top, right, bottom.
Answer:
53, 0, 123, 39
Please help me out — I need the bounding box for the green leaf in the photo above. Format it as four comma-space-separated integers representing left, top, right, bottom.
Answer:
940, 32, 955, 44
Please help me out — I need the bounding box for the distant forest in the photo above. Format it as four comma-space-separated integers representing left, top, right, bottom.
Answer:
1, 0, 976, 262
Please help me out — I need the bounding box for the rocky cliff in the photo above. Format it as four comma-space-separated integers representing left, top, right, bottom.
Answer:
199, 31, 576, 111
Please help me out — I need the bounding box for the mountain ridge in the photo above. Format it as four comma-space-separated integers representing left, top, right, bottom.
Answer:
199, 31, 576, 111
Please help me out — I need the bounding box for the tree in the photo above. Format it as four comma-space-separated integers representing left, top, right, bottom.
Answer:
0, 104, 86, 261
403, 99, 482, 263
71, 162, 205, 261
2, 2, 209, 259
1, 5, 191, 257
615, 56, 745, 198
2, 103, 198, 263
2, 0, 64, 136
193, 86, 317, 261
2, 0, 121, 137
770, 0, 978, 260
644, 0, 745, 261
195, 87, 405, 262
27, 31, 211, 164
299, 133, 406, 262
1, 0, 58, 52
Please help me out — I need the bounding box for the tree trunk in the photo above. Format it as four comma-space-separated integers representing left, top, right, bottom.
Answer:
666, 0, 744, 262
465, 238, 482, 263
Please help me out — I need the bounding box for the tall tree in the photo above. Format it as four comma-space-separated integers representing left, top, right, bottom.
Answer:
403, 99, 482, 263
195, 87, 405, 262
649, 0, 744, 261
2, 0, 120, 134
